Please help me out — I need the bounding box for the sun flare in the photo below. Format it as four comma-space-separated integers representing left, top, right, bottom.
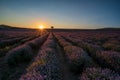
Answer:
39, 25, 44, 29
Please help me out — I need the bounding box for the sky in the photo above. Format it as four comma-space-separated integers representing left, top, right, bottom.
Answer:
0, 0, 120, 29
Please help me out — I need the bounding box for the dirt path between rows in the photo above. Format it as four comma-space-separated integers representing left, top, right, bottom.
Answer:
54, 36, 78, 80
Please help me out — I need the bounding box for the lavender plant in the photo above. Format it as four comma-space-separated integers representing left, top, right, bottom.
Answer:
80, 68, 120, 80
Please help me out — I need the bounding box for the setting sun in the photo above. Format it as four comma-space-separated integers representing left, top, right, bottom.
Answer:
39, 25, 44, 29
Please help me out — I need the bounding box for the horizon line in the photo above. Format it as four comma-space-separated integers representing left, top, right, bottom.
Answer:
0, 24, 120, 30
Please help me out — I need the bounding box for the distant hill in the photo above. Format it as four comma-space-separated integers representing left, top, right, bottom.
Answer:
0, 24, 34, 30
96, 28, 120, 31
0, 24, 23, 29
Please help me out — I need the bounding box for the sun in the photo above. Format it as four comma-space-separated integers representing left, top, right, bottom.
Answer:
39, 25, 44, 29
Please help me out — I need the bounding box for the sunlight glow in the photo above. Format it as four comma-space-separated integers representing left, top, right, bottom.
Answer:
39, 25, 44, 29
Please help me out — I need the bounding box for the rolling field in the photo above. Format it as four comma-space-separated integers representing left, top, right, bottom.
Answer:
0, 29, 120, 80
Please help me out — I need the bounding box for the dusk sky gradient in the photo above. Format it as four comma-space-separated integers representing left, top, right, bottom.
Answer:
0, 0, 120, 29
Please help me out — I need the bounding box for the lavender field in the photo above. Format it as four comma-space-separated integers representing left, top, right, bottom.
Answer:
0, 29, 120, 80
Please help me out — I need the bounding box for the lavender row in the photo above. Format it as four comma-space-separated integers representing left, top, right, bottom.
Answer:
54, 34, 97, 72
0, 30, 41, 41
20, 33, 62, 80
80, 67, 120, 80
61, 32, 120, 52
5, 33, 49, 66
0, 32, 41, 49
0, 35, 40, 57
0, 36, 28, 48
61, 33, 120, 73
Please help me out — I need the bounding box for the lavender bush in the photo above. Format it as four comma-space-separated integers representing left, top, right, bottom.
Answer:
96, 51, 120, 73
26, 34, 48, 49
80, 68, 120, 80
5, 44, 33, 66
